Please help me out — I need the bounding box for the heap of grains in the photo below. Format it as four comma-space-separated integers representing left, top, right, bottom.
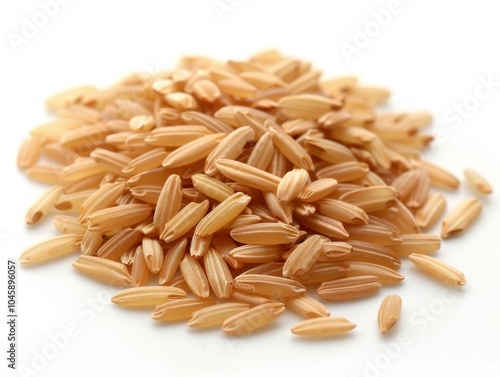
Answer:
17, 50, 492, 337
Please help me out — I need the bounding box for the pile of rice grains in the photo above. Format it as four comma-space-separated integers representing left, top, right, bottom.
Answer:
18, 51, 492, 337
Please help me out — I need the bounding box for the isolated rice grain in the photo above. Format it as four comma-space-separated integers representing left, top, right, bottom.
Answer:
408, 253, 466, 286
378, 295, 402, 334
19, 235, 82, 265
291, 316, 356, 337
441, 198, 482, 239
464, 168, 493, 195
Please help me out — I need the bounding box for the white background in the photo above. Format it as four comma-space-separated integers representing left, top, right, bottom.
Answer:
1, 1, 500, 376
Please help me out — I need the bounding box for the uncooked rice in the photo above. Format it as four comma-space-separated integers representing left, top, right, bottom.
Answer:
17, 50, 491, 338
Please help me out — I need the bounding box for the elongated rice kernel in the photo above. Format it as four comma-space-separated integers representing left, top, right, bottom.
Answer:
194, 192, 251, 237
291, 316, 356, 337
464, 168, 493, 195
19, 235, 82, 265
112, 286, 186, 307
317, 276, 382, 300
441, 198, 482, 239
25, 185, 63, 225
221, 302, 285, 335
408, 253, 466, 286
187, 303, 250, 328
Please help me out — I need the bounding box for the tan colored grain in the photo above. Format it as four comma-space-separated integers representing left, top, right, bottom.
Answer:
25, 185, 63, 225
317, 198, 369, 225
205, 126, 255, 175
19, 235, 82, 265
378, 295, 402, 334
180, 253, 211, 298
291, 316, 356, 337
283, 235, 323, 278
408, 253, 466, 286
345, 261, 404, 284
152, 297, 216, 322
441, 197, 482, 239
319, 241, 353, 262
86, 203, 152, 233
285, 295, 330, 318
203, 247, 233, 299
131, 246, 150, 287
158, 238, 187, 285
298, 178, 338, 202
97, 227, 142, 260
142, 237, 164, 274
194, 192, 251, 237
277, 168, 309, 203
294, 262, 350, 285
221, 302, 285, 335
347, 240, 401, 270
25, 164, 62, 184
160, 200, 209, 243
161, 133, 226, 168
45, 85, 97, 110
295, 213, 349, 240
72, 255, 132, 286
464, 168, 493, 194
415, 193, 446, 230
53, 215, 87, 235
316, 161, 369, 182
188, 303, 250, 328
61, 158, 107, 183
216, 159, 281, 191
234, 274, 305, 298
388, 234, 440, 257
121, 148, 168, 175
230, 223, 301, 245
263, 191, 293, 224
17, 137, 44, 169
278, 94, 342, 120
112, 286, 186, 307
305, 137, 356, 164
317, 276, 382, 300
78, 182, 126, 221
229, 245, 284, 263
410, 159, 460, 189
267, 124, 315, 170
